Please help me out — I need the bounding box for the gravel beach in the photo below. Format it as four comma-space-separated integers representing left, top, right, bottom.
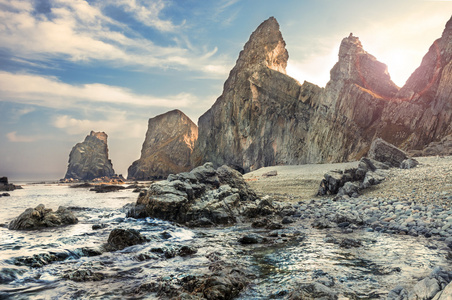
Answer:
244, 156, 452, 208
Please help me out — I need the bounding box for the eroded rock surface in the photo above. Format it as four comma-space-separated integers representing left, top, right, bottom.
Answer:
127, 163, 269, 226
64, 131, 115, 181
128, 110, 198, 180
8, 204, 78, 230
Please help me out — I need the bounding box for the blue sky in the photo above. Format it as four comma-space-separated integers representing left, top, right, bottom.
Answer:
0, 0, 451, 181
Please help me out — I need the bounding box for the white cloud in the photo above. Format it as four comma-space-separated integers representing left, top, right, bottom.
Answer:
0, 0, 229, 76
53, 111, 148, 139
0, 71, 197, 109
6, 131, 40, 142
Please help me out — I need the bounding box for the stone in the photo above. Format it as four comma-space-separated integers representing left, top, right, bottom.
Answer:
438, 281, 452, 299
368, 138, 408, 168
238, 233, 265, 244
89, 184, 126, 193
128, 110, 198, 180
64, 131, 115, 181
8, 204, 78, 230
127, 163, 259, 226
105, 228, 148, 251
287, 282, 338, 300
400, 158, 419, 169
262, 170, 278, 177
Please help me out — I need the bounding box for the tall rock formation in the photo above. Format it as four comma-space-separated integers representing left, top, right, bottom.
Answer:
193, 17, 322, 171
193, 15, 452, 172
128, 110, 198, 180
64, 131, 115, 180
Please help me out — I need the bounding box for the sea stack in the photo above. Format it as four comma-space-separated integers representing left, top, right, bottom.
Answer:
64, 131, 115, 180
127, 110, 198, 180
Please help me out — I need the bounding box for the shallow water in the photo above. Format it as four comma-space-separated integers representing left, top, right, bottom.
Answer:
0, 184, 450, 299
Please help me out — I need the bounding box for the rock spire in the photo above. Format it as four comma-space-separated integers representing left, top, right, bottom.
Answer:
64, 131, 115, 180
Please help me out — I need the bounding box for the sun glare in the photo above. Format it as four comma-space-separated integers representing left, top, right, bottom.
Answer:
376, 49, 421, 88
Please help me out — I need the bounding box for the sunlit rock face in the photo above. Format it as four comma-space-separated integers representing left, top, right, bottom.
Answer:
128, 109, 198, 180
64, 131, 115, 180
192, 17, 322, 172
375, 16, 452, 150
192, 16, 452, 171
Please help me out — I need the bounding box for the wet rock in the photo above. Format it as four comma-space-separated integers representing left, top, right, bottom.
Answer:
339, 238, 362, 248
8, 204, 78, 230
287, 282, 338, 299
70, 182, 94, 188
13, 252, 71, 268
92, 223, 108, 230
282, 216, 295, 224
89, 184, 126, 193
312, 218, 333, 229
0, 177, 21, 192
105, 228, 148, 251
178, 245, 198, 257
0, 193, 10, 197
368, 138, 408, 168
194, 270, 248, 300
332, 211, 363, 225
127, 163, 259, 226
63, 269, 104, 282
238, 233, 265, 244
400, 158, 419, 169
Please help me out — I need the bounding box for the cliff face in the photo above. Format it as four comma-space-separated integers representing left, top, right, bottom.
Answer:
128, 110, 198, 180
193, 17, 322, 171
64, 131, 115, 180
193, 16, 452, 172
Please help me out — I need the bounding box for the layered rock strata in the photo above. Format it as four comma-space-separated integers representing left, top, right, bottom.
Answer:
64, 131, 115, 180
128, 110, 198, 180
192, 16, 452, 172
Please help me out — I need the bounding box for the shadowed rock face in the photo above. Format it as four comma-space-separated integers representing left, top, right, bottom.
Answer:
128, 110, 198, 180
192, 16, 452, 172
64, 131, 115, 180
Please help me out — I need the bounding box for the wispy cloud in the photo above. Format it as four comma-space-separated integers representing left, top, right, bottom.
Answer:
0, 71, 198, 110
53, 111, 148, 139
6, 131, 41, 142
0, 0, 229, 76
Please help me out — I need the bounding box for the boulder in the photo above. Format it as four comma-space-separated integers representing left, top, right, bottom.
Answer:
127, 110, 198, 180
400, 158, 419, 169
127, 163, 259, 226
64, 131, 115, 181
8, 204, 78, 230
105, 228, 148, 251
368, 138, 408, 168
287, 282, 338, 300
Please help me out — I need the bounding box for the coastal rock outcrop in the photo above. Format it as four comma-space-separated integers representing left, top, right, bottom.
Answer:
64, 131, 115, 181
8, 204, 78, 230
0, 177, 21, 192
128, 110, 198, 180
192, 16, 452, 172
127, 163, 267, 226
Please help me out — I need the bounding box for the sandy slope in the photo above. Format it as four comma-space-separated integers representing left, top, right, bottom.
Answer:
244, 156, 452, 206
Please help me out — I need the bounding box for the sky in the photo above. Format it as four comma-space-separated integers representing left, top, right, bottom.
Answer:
0, 0, 451, 181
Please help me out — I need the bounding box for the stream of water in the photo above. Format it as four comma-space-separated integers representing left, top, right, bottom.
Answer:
0, 184, 449, 299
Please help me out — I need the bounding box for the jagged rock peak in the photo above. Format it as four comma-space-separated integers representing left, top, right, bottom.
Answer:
64, 131, 115, 180
88, 131, 107, 144
127, 109, 198, 180
233, 16, 288, 74
330, 33, 399, 99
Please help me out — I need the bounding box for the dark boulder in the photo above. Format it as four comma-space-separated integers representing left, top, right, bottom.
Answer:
368, 138, 408, 168
105, 228, 148, 251
8, 204, 78, 230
